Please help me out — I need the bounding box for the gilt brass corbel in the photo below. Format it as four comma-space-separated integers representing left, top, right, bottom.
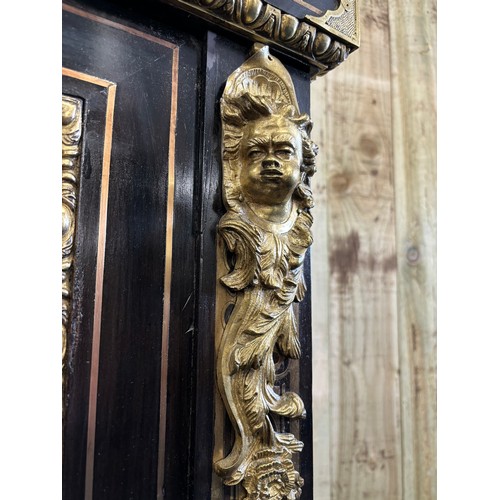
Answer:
214, 44, 317, 499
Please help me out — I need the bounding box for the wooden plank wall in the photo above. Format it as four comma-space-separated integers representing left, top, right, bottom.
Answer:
310, 0, 436, 498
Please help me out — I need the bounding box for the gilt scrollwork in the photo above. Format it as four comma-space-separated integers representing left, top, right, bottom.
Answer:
215, 45, 317, 499
62, 96, 83, 415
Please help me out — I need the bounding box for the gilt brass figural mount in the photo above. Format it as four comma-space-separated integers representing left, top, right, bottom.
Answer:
215, 45, 317, 499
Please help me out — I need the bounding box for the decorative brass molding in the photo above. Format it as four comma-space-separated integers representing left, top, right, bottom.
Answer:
214, 44, 316, 498
62, 95, 83, 414
306, 0, 360, 48
161, 0, 359, 75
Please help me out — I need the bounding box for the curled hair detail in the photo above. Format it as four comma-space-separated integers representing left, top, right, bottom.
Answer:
221, 93, 318, 209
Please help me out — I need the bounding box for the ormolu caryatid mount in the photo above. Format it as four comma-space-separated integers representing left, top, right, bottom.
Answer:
215, 44, 317, 499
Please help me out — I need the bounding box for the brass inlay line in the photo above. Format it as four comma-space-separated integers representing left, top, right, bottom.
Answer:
290, 0, 323, 15
63, 67, 116, 500
63, 6, 180, 497
157, 46, 179, 500
62, 67, 117, 500
63, 3, 178, 50
85, 81, 116, 500
62, 68, 115, 88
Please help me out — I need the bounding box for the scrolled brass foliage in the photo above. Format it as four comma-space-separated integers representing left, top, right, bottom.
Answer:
215, 45, 317, 499
62, 96, 83, 416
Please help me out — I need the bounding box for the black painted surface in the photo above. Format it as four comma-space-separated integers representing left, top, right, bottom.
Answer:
268, 0, 340, 18
189, 32, 248, 500
63, 1, 313, 498
63, 2, 201, 498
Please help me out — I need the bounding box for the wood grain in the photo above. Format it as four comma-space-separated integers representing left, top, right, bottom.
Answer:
311, 0, 436, 497
311, 0, 403, 497
387, 0, 437, 498
310, 82, 332, 497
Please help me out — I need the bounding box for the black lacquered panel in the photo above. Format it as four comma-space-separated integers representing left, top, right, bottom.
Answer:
62, 1, 201, 498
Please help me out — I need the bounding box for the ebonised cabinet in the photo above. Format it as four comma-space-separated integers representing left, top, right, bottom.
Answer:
62, 1, 357, 497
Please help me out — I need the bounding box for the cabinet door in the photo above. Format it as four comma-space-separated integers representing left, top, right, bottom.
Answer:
62, 3, 201, 498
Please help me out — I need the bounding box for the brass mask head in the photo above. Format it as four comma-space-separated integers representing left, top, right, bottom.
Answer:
221, 45, 318, 217
240, 114, 303, 207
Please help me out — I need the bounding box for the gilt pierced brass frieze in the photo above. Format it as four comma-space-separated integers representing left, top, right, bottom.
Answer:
306, 0, 360, 48
215, 44, 317, 499
62, 95, 83, 413
162, 0, 359, 75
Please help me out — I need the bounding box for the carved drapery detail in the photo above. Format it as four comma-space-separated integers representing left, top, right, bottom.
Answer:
163, 0, 359, 75
62, 96, 83, 414
215, 45, 317, 499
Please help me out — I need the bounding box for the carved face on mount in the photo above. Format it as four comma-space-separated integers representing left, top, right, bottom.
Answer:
239, 114, 303, 208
